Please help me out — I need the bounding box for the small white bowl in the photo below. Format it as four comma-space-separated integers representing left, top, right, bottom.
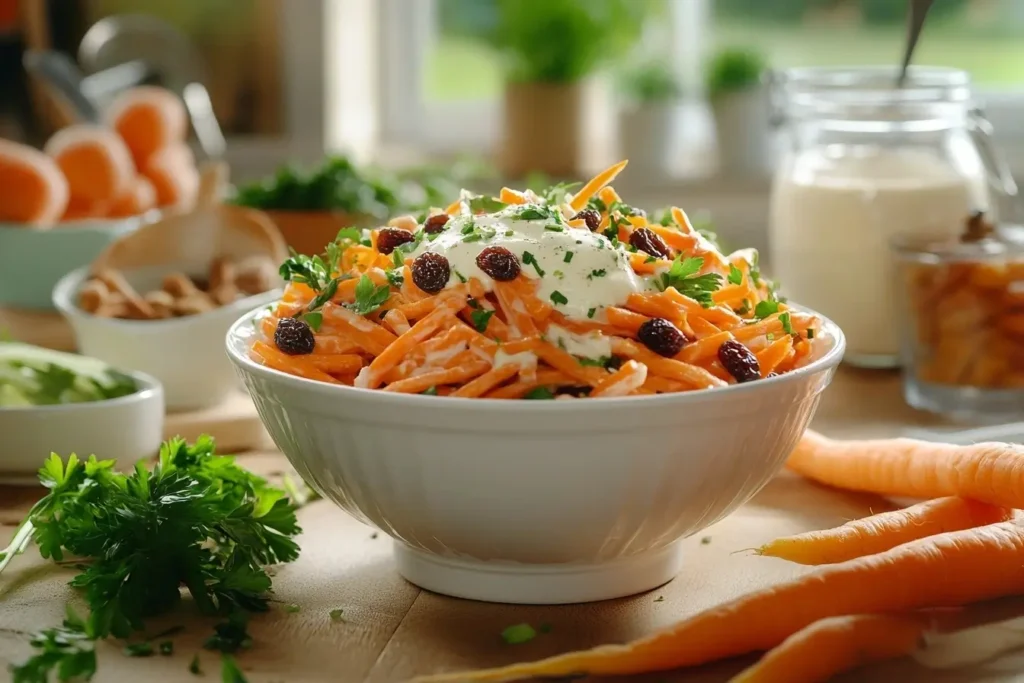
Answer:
53, 265, 281, 412
0, 345, 164, 482
226, 305, 845, 605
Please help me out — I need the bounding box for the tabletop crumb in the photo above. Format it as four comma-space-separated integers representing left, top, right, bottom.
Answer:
701, 536, 712, 545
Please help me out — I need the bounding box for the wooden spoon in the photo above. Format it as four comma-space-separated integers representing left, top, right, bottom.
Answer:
89, 162, 288, 276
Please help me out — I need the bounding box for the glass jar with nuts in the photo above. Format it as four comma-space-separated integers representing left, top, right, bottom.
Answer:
894, 212, 1024, 421
78, 256, 278, 320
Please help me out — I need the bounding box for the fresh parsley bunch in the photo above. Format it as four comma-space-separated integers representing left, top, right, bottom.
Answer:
2, 436, 301, 682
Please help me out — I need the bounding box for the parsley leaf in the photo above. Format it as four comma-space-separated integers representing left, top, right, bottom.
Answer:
728, 264, 743, 285
470, 309, 495, 333
588, 269, 607, 279
501, 623, 538, 644
221, 654, 248, 683
515, 205, 558, 221
586, 196, 607, 213
587, 308, 597, 319
301, 311, 323, 333
656, 256, 723, 307
345, 275, 391, 316
467, 195, 507, 213
538, 181, 581, 205
523, 388, 555, 400
9, 607, 97, 683
779, 311, 793, 334
754, 300, 780, 319
550, 291, 568, 306
386, 269, 404, 288
563, 251, 574, 263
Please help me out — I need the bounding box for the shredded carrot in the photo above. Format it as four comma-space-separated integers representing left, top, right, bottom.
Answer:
569, 160, 628, 211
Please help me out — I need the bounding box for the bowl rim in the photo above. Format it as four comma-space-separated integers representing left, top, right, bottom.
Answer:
52, 264, 283, 330
0, 364, 163, 414
0, 213, 147, 235
225, 300, 847, 411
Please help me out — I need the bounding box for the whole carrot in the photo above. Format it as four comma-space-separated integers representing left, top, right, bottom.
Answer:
757, 496, 1014, 565
729, 614, 928, 683
787, 430, 1024, 508
413, 520, 1024, 683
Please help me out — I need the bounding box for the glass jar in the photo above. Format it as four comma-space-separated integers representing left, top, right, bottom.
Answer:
894, 222, 1024, 422
768, 67, 1012, 369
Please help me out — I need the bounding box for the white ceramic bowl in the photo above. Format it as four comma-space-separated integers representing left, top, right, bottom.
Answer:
53, 265, 281, 412
226, 305, 845, 604
0, 346, 164, 482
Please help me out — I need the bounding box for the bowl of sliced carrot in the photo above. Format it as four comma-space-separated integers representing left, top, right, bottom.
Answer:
225, 161, 846, 605
0, 86, 201, 311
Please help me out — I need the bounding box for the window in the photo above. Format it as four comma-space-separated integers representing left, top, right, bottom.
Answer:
380, 0, 1024, 166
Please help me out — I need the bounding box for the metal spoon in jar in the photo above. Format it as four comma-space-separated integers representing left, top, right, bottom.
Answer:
897, 0, 936, 87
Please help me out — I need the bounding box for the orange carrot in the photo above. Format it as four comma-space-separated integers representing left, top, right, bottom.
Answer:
0, 139, 69, 224
305, 354, 365, 375
788, 430, 1024, 509
755, 334, 794, 377
611, 338, 726, 389
451, 364, 520, 398
729, 614, 929, 683
413, 519, 1024, 682
361, 296, 464, 388
590, 360, 646, 397
484, 370, 576, 398
757, 496, 1013, 565
251, 342, 341, 384
106, 86, 188, 168
569, 160, 628, 211
44, 124, 135, 204
383, 359, 490, 394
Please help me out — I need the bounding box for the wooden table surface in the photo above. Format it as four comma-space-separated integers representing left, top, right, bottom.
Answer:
1, 369, 1020, 682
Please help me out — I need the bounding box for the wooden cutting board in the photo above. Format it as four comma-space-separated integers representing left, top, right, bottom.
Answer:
0, 307, 75, 351
164, 391, 273, 453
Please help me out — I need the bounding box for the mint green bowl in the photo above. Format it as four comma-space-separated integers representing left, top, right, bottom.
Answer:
0, 217, 144, 311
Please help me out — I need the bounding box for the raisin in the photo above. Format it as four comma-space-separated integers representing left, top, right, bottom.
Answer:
572, 209, 601, 232
475, 246, 521, 281
376, 227, 415, 255
411, 252, 450, 294
718, 339, 761, 383
423, 213, 450, 234
637, 318, 687, 357
275, 317, 315, 355
629, 228, 669, 259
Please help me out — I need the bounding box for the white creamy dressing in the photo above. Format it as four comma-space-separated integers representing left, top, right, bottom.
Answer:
493, 349, 538, 372
411, 205, 648, 326
545, 324, 612, 359
770, 146, 988, 361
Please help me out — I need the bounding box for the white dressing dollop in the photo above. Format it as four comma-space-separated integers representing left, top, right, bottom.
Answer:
411, 204, 647, 321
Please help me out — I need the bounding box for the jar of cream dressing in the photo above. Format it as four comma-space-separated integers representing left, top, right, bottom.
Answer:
768, 67, 1009, 368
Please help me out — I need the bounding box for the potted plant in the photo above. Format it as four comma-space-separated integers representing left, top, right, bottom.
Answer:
617, 59, 682, 176
706, 47, 771, 177
490, 0, 645, 178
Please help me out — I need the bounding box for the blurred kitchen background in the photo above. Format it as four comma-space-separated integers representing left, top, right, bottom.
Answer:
3, 0, 1024, 254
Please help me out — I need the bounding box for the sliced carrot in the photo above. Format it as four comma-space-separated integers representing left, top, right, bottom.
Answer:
590, 360, 647, 397
305, 354, 365, 375
498, 187, 528, 204
362, 296, 466, 388
757, 496, 1013, 566
532, 342, 606, 386
142, 143, 199, 210
612, 338, 726, 389
484, 370, 577, 398
107, 85, 188, 168
0, 139, 69, 224
755, 334, 794, 377
605, 307, 649, 335
492, 281, 539, 338
729, 614, 928, 683
689, 317, 722, 338
451, 364, 520, 398
382, 308, 412, 336
251, 341, 341, 384
569, 160, 628, 212
107, 175, 157, 218
787, 430, 1024, 509
413, 519, 1024, 682
677, 331, 732, 364
44, 124, 135, 203
383, 359, 490, 394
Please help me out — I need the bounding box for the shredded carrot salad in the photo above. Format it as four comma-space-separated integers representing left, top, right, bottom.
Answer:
250, 161, 822, 398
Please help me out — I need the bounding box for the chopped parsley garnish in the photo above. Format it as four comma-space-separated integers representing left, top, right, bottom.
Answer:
735, 300, 751, 316
807, 328, 816, 339
392, 249, 405, 270
523, 387, 555, 400
539, 181, 581, 205
462, 234, 483, 243
577, 356, 619, 370
470, 309, 495, 332
766, 332, 775, 342
329, 609, 345, 622
461, 223, 475, 235
586, 196, 607, 213
501, 623, 538, 644
728, 264, 743, 285
386, 269, 404, 288
645, 256, 657, 264
588, 269, 607, 279
515, 205, 557, 221
544, 225, 564, 232
504, 230, 515, 237
587, 308, 597, 319
453, 269, 468, 283
779, 311, 793, 334
468, 195, 507, 213
553, 270, 565, 279
563, 251, 574, 263
754, 299, 781, 320
550, 291, 568, 306
345, 274, 391, 316
522, 251, 545, 277
189, 654, 202, 675
300, 311, 323, 332
655, 256, 723, 308
421, 386, 438, 396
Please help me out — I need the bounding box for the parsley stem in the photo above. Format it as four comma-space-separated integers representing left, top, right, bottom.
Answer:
0, 519, 35, 576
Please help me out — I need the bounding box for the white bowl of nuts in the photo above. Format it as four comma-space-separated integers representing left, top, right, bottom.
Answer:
52, 256, 281, 411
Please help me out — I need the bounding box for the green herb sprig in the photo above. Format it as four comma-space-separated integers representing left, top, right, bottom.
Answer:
655, 256, 723, 307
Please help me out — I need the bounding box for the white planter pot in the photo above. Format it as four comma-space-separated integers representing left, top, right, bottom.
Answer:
618, 103, 677, 177
711, 87, 772, 177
